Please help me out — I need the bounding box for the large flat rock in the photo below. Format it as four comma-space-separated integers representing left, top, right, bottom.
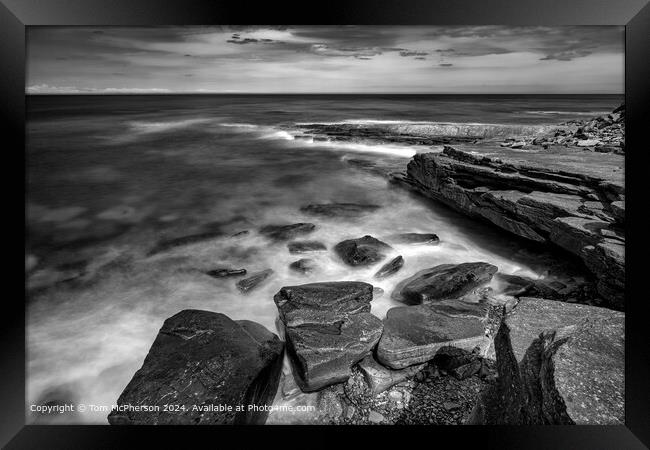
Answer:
404, 146, 624, 307
376, 300, 493, 369
107, 310, 284, 425
334, 235, 393, 267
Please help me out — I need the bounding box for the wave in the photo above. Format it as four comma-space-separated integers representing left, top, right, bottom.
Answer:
128, 118, 217, 134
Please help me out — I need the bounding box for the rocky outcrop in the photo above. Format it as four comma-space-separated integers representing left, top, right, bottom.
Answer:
471, 298, 624, 425
376, 299, 497, 369
391, 262, 498, 305
274, 282, 382, 391
300, 203, 381, 218
259, 223, 315, 241
108, 310, 284, 425
403, 146, 624, 307
374, 256, 404, 279
334, 235, 393, 267
236, 269, 274, 293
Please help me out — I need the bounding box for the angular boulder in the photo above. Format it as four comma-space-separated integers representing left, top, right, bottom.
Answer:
274, 281, 382, 391
391, 262, 498, 305
107, 310, 284, 425
357, 355, 424, 394
376, 299, 493, 369
472, 298, 624, 425
334, 235, 393, 267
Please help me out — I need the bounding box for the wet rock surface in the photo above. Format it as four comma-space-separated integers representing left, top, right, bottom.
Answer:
391, 262, 498, 305
236, 269, 274, 293
473, 298, 624, 425
289, 258, 317, 275
334, 235, 393, 267
108, 310, 284, 425
205, 268, 246, 278
377, 299, 498, 369
403, 144, 624, 307
374, 255, 404, 279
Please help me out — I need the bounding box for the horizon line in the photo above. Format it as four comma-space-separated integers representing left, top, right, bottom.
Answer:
25, 92, 624, 96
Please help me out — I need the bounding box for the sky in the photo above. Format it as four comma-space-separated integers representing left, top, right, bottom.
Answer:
26, 26, 624, 94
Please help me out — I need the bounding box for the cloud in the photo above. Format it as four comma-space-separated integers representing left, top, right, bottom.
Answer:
540, 49, 593, 61
399, 50, 428, 57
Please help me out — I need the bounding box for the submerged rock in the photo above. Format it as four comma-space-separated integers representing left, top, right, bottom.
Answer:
259, 223, 315, 241
289, 258, 317, 275
374, 256, 404, 279
107, 310, 284, 425
274, 281, 381, 391
148, 231, 224, 255
471, 298, 624, 425
377, 300, 493, 369
206, 268, 246, 278
287, 241, 327, 254
300, 203, 381, 218
236, 269, 274, 293
493, 272, 595, 302
334, 235, 393, 267
391, 262, 498, 305
383, 233, 440, 245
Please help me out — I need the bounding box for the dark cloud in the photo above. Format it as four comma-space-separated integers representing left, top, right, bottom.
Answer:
540, 49, 593, 61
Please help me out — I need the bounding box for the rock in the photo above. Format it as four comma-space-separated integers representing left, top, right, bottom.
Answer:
391, 262, 498, 305
376, 300, 493, 369
373, 287, 385, 299
403, 147, 624, 306
509, 141, 526, 149
449, 360, 482, 380
609, 200, 624, 224
287, 241, 327, 254
274, 281, 374, 320
493, 272, 594, 303
383, 233, 440, 245
471, 298, 624, 425
374, 256, 404, 279
236, 269, 274, 293
148, 231, 224, 255
289, 258, 317, 275
274, 282, 382, 391
368, 410, 386, 423
300, 203, 381, 218
334, 235, 393, 267
259, 223, 315, 241
576, 139, 601, 147
107, 310, 284, 425
206, 268, 246, 278
357, 355, 425, 394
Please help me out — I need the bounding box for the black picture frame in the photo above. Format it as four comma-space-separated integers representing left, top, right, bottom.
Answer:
3, 0, 649, 448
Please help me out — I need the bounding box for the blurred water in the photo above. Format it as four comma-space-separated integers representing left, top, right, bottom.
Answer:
25, 94, 620, 423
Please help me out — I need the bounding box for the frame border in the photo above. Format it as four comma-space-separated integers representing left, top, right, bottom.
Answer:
3, 0, 649, 447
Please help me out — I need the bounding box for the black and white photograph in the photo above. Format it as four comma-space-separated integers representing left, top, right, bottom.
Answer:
25, 24, 627, 426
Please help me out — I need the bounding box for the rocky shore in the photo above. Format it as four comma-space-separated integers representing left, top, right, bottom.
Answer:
108, 106, 624, 426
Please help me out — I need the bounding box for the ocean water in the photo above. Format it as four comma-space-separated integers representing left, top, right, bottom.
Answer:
26, 94, 622, 423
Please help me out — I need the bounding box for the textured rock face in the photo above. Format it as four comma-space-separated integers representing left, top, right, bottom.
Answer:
289, 258, 317, 274
472, 298, 624, 425
383, 233, 440, 245
274, 282, 382, 391
391, 262, 498, 305
377, 300, 494, 369
236, 269, 274, 293
107, 310, 284, 425
403, 147, 624, 307
334, 235, 393, 267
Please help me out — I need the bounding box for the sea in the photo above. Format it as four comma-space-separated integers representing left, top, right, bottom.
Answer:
25, 94, 623, 423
